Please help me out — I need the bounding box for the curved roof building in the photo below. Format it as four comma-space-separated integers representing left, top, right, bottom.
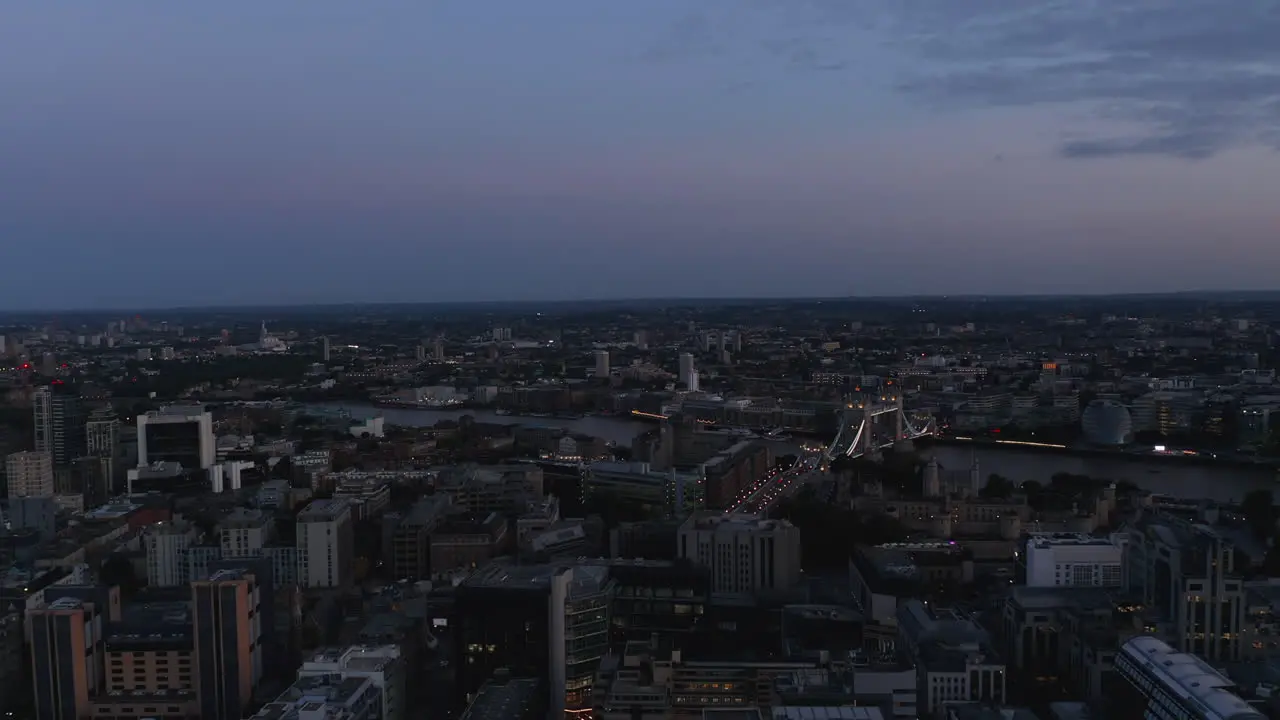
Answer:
1081, 399, 1133, 446
1115, 636, 1263, 720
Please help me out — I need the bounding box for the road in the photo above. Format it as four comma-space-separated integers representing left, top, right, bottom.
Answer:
725, 448, 826, 515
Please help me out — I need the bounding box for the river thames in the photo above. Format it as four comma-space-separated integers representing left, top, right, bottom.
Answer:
316, 404, 1276, 503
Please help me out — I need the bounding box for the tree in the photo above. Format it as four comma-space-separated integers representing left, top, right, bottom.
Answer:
100, 553, 140, 597
1021, 480, 1048, 512
980, 474, 1015, 499
1264, 543, 1280, 577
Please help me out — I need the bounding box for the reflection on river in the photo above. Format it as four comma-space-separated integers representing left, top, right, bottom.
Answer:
927, 443, 1277, 505
311, 404, 1277, 503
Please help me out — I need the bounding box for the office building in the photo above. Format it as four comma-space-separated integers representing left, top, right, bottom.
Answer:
85, 415, 121, 463
593, 639, 784, 720
431, 511, 509, 575
250, 673, 384, 720
145, 520, 199, 587
57, 455, 112, 508
457, 562, 613, 717
221, 507, 275, 559
594, 350, 610, 378
193, 568, 264, 720
390, 496, 452, 581
101, 598, 198, 716
29, 597, 104, 720
34, 386, 89, 468
86, 413, 121, 489
1024, 533, 1123, 588
297, 499, 354, 588
584, 461, 704, 516
677, 512, 802, 594
321, 336, 331, 362
8, 496, 57, 538
293, 644, 406, 720
33, 385, 52, 455
1112, 636, 1263, 720
6, 450, 54, 498
898, 600, 1006, 715
1125, 512, 1246, 661
51, 393, 86, 467
699, 440, 771, 509
137, 406, 215, 470
678, 353, 698, 392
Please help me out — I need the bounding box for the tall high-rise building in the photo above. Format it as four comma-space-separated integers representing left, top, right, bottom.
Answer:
594, 350, 610, 378
433, 336, 445, 362
677, 512, 802, 594
321, 336, 331, 362
86, 412, 121, 494
29, 597, 104, 720
296, 499, 354, 588
6, 450, 54, 498
57, 456, 113, 508
145, 520, 198, 587
677, 353, 698, 392
33, 386, 51, 454
33, 387, 87, 467
457, 562, 613, 717
193, 568, 264, 720
1125, 512, 1246, 661
86, 413, 119, 459
137, 407, 215, 470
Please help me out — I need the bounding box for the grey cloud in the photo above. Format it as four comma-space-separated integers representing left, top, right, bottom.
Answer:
883, 0, 1280, 159
639, 13, 723, 63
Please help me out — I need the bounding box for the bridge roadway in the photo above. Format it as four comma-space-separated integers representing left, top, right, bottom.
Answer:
725, 448, 825, 515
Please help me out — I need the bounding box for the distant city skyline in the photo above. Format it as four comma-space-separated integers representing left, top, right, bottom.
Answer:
3, 1, 1280, 309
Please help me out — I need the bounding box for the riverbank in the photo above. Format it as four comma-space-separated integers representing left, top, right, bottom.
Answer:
920, 436, 1279, 471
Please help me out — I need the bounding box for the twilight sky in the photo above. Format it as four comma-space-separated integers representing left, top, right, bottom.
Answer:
3, 1, 1280, 309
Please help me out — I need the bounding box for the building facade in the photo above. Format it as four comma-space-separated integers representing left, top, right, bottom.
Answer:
1025, 533, 1123, 588
677, 513, 802, 595
6, 450, 54, 498
297, 499, 354, 588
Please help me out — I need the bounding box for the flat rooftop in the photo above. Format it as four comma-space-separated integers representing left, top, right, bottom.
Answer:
772, 708, 883, 720
299, 498, 350, 520
460, 676, 542, 720
222, 507, 270, 527
1028, 532, 1118, 548
464, 561, 611, 598
683, 512, 790, 532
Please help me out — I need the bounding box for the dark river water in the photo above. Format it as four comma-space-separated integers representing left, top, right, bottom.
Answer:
925, 444, 1277, 505
314, 404, 1278, 503
311, 404, 653, 447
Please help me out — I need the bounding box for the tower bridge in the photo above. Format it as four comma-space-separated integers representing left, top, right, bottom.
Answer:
824, 393, 935, 463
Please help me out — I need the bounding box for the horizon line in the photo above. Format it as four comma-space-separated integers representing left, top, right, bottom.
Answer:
2, 288, 1279, 317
